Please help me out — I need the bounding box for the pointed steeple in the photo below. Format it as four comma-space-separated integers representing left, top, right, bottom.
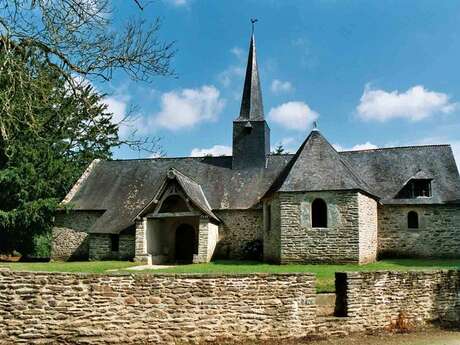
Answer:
238, 31, 264, 120
232, 22, 270, 170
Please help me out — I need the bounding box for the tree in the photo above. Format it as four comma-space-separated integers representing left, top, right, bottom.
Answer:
0, 0, 175, 142
0, 0, 172, 255
272, 144, 285, 155
0, 44, 125, 255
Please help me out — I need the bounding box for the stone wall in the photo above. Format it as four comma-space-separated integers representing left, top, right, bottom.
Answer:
51, 211, 103, 261
195, 216, 219, 263
378, 205, 460, 258
214, 209, 263, 259
0, 270, 316, 345
0, 269, 459, 344
357, 193, 378, 264
337, 270, 460, 331
263, 196, 281, 263
278, 191, 361, 263
89, 233, 135, 261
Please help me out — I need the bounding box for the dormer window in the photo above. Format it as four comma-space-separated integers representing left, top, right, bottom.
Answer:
396, 179, 432, 199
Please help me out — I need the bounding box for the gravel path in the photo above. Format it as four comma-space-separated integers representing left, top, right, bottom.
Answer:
304, 329, 460, 345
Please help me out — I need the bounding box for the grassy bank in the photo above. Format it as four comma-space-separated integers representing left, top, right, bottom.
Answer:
147, 259, 460, 292
1, 259, 459, 292
0, 260, 138, 273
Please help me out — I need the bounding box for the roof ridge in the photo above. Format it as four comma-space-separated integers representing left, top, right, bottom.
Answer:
107, 156, 232, 162
340, 144, 450, 153
170, 167, 202, 186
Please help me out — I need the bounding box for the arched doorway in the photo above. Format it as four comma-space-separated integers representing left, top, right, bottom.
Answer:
175, 224, 196, 264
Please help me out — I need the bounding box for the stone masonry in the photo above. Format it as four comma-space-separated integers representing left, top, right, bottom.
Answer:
0, 269, 459, 344
263, 196, 281, 263
134, 218, 149, 263
357, 193, 378, 264
0, 270, 316, 344
338, 270, 460, 330
378, 205, 460, 258
194, 216, 219, 263
89, 234, 134, 261
51, 211, 103, 261
214, 209, 263, 259
277, 191, 362, 264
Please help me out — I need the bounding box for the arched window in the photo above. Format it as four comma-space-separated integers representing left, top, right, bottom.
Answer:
159, 195, 189, 213
312, 198, 328, 228
408, 211, 419, 229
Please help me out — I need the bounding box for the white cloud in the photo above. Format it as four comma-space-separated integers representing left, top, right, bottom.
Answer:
451, 142, 460, 170
103, 95, 136, 138
333, 142, 378, 152
357, 85, 457, 122
153, 85, 225, 131
218, 66, 245, 87
268, 101, 319, 131
230, 47, 245, 61
271, 79, 294, 94
104, 96, 127, 124
190, 145, 232, 157
164, 0, 189, 7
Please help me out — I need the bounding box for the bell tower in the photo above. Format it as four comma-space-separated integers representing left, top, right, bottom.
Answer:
232, 23, 270, 170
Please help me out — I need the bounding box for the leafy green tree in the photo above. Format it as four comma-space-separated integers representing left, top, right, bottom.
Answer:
0, 1, 172, 256
0, 44, 117, 255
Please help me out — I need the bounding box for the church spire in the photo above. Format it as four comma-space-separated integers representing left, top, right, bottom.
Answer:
238, 21, 264, 121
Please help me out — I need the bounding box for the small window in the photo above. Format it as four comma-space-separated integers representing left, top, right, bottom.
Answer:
408, 211, 419, 229
312, 198, 328, 228
264, 202, 271, 233
110, 234, 120, 252
397, 179, 432, 199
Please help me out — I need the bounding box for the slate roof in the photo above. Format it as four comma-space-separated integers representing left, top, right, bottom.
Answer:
267, 130, 376, 197
340, 144, 460, 205
64, 155, 291, 234
135, 168, 219, 222
63, 132, 460, 234
237, 34, 264, 121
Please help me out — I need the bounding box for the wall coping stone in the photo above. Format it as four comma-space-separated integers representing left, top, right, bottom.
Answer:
0, 269, 316, 279
338, 269, 459, 275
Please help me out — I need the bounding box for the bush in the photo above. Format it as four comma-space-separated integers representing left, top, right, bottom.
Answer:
31, 231, 52, 258
242, 239, 263, 261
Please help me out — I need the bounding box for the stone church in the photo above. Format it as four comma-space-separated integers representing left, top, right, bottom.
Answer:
52, 33, 460, 264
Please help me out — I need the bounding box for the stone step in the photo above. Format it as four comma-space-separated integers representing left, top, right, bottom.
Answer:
316, 293, 336, 317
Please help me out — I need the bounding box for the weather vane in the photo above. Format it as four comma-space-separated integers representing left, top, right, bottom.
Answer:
251, 18, 258, 34
313, 121, 318, 130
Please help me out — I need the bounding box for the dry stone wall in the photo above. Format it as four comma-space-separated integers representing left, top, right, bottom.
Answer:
0, 269, 459, 344
263, 196, 281, 263
357, 193, 378, 264
214, 209, 263, 259
278, 191, 361, 263
378, 205, 460, 258
338, 270, 460, 330
0, 270, 316, 345
51, 211, 103, 261
89, 234, 135, 260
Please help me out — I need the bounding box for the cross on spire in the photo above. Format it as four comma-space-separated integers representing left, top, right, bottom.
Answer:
251, 18, 258, 34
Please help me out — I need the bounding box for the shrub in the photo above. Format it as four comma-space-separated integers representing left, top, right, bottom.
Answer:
31, 231, 52, 258
242, 239, 263, 261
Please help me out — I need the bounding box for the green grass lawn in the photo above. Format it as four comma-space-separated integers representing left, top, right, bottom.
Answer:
1, 259, 459, 292
0, 260, 138, 273
147, 259, 460, 293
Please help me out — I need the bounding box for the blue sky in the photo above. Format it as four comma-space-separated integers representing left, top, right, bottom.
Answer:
101, 0, 460, 168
